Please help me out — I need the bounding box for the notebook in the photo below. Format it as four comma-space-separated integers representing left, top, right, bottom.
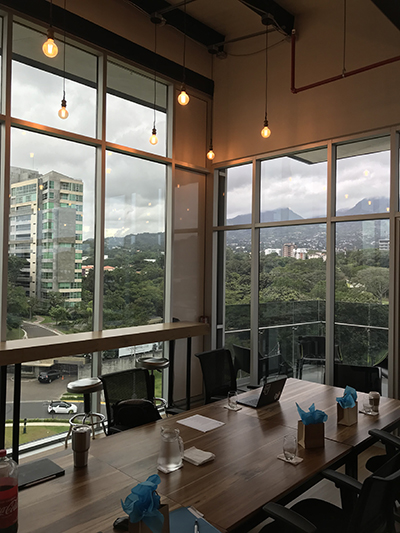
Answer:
237, 376, 287, 408
18, 458, 65, 490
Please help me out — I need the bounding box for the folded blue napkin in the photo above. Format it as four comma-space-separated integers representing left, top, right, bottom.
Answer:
336, 385, 357, 408
121, 474, 164, 533
296, 402, 328, 425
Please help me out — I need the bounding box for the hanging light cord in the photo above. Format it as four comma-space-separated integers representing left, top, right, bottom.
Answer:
182, 0, 187, 85
49, 0, 53, 26
210, 54, 214, 140
153, 22, 157, 129
265, 25, 269, 119
63, 0, 66, 97
342, 0, 347, 77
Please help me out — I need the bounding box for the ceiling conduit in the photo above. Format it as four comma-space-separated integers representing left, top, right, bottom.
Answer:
291, 29, 400, 94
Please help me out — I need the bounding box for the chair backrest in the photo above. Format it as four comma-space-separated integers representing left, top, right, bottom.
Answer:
298, 335, 326, 360
334, 363, 381, 394
112, 398, 161, 432
195, 348, 236, 404
232, 344, 251, 375
100, 368, 153, 434
348, 451, 400, 533
232, 344, 282, 382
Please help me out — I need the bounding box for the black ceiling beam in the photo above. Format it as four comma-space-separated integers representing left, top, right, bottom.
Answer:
239, 0, 294, 35
1, 0, 213, 96
127, 0, 225, 48
371, 0, 400, 32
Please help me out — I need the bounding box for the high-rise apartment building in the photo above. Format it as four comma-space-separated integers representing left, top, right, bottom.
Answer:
9, 167, 83, 306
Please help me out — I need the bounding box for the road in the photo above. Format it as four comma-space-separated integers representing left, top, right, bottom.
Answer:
6, 321, 86, 419
22, 320, 59, 338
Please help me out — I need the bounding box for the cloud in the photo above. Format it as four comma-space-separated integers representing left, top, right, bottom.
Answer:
11, 63, 168, 240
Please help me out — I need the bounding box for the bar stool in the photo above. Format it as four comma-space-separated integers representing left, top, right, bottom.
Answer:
136, 356, 169, 412
65, 377, 107, 446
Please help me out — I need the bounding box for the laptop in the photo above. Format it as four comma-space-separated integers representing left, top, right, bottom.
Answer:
237, 376, 287, 408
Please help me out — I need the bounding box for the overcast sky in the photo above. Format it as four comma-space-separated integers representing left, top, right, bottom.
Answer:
11, 62, 167, 240
10, 58, 391, 241
226, 150, 390, 221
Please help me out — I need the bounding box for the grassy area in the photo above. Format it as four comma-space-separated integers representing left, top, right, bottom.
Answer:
5, 425, 69, 448
7, 328, 25, 340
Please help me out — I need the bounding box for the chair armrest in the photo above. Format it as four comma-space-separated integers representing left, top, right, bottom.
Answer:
368, 429, 400, 450
322, 469, 362, 493
263, 502, 317, 533
322, 469, 362, 515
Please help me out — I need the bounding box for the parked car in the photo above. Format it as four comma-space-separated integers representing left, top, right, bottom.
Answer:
38, 369, 61, 383
48, 401, 77, 414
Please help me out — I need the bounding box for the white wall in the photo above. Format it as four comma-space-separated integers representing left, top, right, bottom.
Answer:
212, 0, 400, 163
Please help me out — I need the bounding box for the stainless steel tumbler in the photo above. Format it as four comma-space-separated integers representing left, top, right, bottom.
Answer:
72, 425, 91, 467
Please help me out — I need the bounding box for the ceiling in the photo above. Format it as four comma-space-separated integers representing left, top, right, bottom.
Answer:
126, 0, 299, 50
126, 0, 400, 52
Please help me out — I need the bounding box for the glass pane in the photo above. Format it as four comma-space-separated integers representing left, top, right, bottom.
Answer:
224, 229, 251, 381
335, 220, 389, 395
261, 148, 327, 221
9, 128, 95, 337
107, 61, 167, 157
8, 128, 95, 449
336, 137, 390, 215
224, 164, 252, 226
103, 151, 166, 331
12, 23, 97, 137
259, 224, 326, 383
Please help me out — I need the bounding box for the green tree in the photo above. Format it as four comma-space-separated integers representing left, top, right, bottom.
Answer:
355, 267, 389, 303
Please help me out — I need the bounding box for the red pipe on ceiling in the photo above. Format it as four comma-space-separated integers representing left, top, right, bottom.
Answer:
291, 29, 400, 94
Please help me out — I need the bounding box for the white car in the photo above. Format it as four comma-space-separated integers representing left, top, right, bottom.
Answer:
48, 401, 78, 414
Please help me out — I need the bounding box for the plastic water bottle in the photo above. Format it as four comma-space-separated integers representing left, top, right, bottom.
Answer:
0, 450, 18, 532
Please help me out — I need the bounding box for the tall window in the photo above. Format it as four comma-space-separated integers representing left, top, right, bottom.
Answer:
215, 140, 392, 392
2, 13, 173, 450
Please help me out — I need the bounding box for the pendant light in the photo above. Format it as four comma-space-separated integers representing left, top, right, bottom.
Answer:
58, 0, 69, 119
149, 23, 158, 145
42, 0, 58, 58
261, 24, 271, 139
207, 52, 215, 161
177, 1, 190, 106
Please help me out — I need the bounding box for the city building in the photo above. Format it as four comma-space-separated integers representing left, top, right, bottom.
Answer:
10, 167, 83, 305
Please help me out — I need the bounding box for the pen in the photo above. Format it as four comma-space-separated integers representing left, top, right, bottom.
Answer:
194, 519, 199, 533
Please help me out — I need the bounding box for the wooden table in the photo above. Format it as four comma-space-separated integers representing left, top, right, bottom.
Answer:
18, 379, 400, 533
238, 378, 400, 475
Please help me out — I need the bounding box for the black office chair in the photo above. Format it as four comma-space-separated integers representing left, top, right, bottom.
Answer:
195, 348, 236, 404
366, 429, 400, 473
296, 336, 342, 380
232, 344, 268, 380
111, 399, 161, 433
334, 362, 382, 394
100, 368, 157, 435
261, 451, 400, 533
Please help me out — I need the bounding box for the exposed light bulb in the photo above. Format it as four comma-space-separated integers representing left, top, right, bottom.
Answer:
178, 88, 190, 106
58, 97, 69, 119
42, 28, 58, 58
261, 116, 271, 138
207, 141, 215, 160
149, 127, 158, 145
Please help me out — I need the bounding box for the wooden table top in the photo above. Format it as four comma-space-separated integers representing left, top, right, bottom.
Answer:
238, 378, 400, 449
18, 378, 400, 533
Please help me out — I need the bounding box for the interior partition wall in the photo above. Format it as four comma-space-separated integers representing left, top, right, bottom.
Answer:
0, 7, 210, 451
213, 133, 398, 398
